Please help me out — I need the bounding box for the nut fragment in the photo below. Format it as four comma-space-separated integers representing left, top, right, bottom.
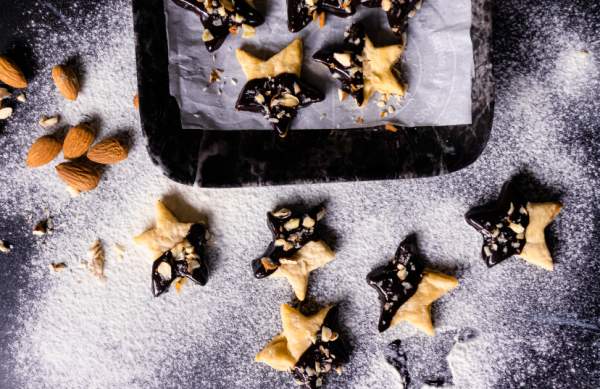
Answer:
39, 115, 60, 128
384, 123, 398, 132
333, 52, 352, 68
33, 219, 51, 236
302, 216, 315, 228
16, 93, 26, 103
88, 239, 105, 279
63, 124, 95, 159
0, 56, 28, 88
49, 262, 67, 272
26, 135, 62, 168
157, 261, 172, 280
133, 94, 139, 109
0, 240, 11, 253
0, 107, 13, 120
52, 64, 80, 101
284, 218, 301, 231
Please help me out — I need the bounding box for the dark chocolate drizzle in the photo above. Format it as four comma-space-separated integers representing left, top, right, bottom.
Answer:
172, 0, 264, 52
287, 0, 357, 33
252, 206, 325, 278
235, 73, 324, 138
465, 182, 530, 267
361, 0, 423, 35
313, 23, 366, 106
366, 235, 424, 332
151, 223, 210, 297
291, 307, 348, 388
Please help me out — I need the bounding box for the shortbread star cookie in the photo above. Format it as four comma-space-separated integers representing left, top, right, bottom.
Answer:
256, 304, 348, 388
466, 181, 562, 270
252, 206, 334, 301
287, 0, 357, 32
134, 201, 210, 296
313, 23, 406, 107
235, 39, 325, 137
172, 0, 264, 52
362, 0, 424, 35
367, 236, 458, 335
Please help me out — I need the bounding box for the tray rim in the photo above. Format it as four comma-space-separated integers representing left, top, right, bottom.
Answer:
133, 0, 495, 187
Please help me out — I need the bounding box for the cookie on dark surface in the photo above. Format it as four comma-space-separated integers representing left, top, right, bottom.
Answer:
256, 304, 348, 388
466, 181, 562, 270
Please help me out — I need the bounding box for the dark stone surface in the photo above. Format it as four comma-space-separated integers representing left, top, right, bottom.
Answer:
133, 0, 494, 187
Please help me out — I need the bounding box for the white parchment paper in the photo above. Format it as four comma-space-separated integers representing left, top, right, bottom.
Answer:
165, 0, 473, 129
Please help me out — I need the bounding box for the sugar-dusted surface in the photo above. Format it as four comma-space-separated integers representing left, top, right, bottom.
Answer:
0, 0, 599, 388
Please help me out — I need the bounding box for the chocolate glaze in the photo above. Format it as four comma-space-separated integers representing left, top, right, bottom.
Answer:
313, 23, 366, 106
361, 0, 423, 35
287, 0, 357, 32
465, 182, 530, 267
291, 307, 348, 388
235, 73, 324, 138
252, 206, 325, 278
366, 235, 424, 332
172, 0, 264, 52
151, 223, 210, 297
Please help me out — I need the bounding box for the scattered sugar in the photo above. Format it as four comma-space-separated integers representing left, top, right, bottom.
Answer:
0, 1, 599, 389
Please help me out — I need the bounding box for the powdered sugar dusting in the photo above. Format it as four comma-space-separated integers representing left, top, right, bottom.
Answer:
1, 0, 599, 388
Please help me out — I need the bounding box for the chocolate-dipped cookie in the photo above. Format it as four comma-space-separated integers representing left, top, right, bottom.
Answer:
235, 39, 325, 138
172, 0, 264, 52
287, 0, 357, 33
466, 181, 562, 270
256, 304, 348, 388
313, 23, 406, 107
367, 236, 458, 335
361, 0, 424, 35
252, 206, 333, 301
134, 201, 210, 296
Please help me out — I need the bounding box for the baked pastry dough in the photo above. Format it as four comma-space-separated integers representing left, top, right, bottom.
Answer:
466, 181, 562, 270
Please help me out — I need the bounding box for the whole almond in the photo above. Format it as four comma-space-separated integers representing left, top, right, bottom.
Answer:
26, 136, 62, 168
55, 161, 101, 192
63, 124, 95, 159
0, 56, 28, 88
52, 65, 79, 101
87, 138, 128, 164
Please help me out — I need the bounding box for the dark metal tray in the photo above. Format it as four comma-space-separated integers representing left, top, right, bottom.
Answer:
133, 0, 493, 187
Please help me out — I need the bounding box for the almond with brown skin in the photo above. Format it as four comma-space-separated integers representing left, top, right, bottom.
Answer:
87, 138, 128, 164
55, 161, 101, 192
0, 56, 28, 88
26, 136, 62, 168
63, 124, 95, 159
52, 65, 79, 101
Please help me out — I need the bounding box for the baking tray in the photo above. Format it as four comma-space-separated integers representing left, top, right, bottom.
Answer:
133, 0, 494, 187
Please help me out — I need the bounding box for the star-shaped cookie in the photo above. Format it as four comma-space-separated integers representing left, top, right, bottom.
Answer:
134, 201, 210, 296
253, 206, 334, 301
362, 0, 424, 35
172, 0, 264, 52
235, 39, 325, 137
367, 236, 458, 335
287, 0, 357, 33
256, 304, 347, 388
313, 22, 406, 107
465, 181, 562, 270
